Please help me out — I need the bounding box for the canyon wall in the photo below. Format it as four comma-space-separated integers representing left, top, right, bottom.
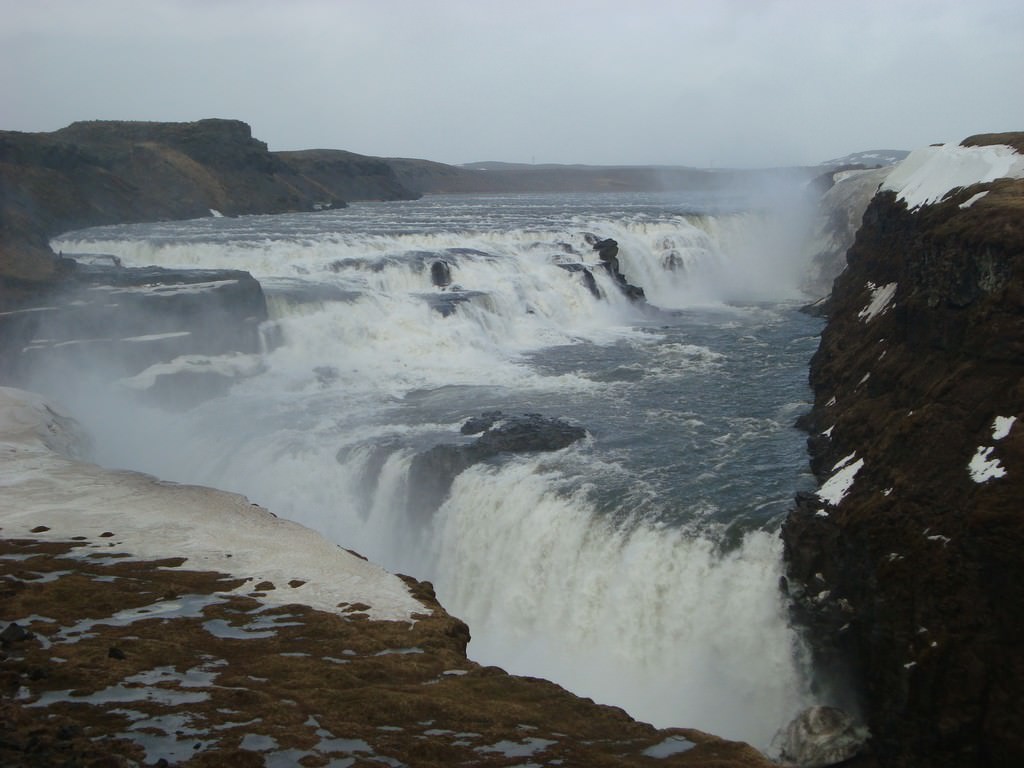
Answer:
783, 134, 1024, 767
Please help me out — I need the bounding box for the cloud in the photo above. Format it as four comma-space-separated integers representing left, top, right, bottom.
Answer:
2, 0, 1022, 167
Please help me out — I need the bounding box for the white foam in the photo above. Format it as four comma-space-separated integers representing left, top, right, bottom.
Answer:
881, 142, 1024, 211
0, 387, 425, 621
428, 460, 813, 747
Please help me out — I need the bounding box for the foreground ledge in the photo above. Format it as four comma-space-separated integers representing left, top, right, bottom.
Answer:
0, 386, 772, 766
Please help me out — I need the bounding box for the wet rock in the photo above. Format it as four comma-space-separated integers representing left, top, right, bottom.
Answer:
430, 260, 453, 287
772, 706, 869, 767
409, 413, 587, 514
0, 623, 32, 646
460, 410, 504, 435
556, 262, 602, 299
587, 237, 646, 302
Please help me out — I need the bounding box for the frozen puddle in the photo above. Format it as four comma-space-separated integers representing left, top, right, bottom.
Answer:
476, 736, 558, 758
29, 663, 223, 708
643, 735, 696, 757
55, 593, 228, 644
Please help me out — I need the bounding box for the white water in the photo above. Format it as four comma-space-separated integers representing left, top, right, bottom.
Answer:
46, 192, 821, 748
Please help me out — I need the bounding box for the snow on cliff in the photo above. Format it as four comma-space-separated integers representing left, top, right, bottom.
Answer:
881, 142, 1024, 210
0, 386, 426, 621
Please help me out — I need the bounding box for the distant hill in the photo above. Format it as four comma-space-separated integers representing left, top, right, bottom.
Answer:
0, 119, 420, 301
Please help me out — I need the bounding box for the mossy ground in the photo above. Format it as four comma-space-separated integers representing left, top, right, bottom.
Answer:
1, 537, 771, 767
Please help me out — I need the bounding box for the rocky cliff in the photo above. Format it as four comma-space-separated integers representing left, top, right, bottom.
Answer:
0, 119, 419, 307
783, 135, 1024, 766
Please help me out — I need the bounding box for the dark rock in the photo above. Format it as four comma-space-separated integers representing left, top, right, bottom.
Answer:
460, 410, 504, 435
430, 260, 452, 287
409, 413, 587, 514
419, 289, 486, 317
107, 646, 126, 660
587, 237, 646, 302
556, 263, 602, 299
474, 413, 587, 454
0, 623, 32, 646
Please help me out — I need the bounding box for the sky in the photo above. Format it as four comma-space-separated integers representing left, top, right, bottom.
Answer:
2, 0, 1022, 168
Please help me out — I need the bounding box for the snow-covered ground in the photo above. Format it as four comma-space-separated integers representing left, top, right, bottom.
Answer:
0, 386, 426, 622
881, 141, 1024, 210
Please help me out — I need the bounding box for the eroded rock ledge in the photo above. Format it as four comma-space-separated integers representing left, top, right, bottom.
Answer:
782, 136, 1024, 767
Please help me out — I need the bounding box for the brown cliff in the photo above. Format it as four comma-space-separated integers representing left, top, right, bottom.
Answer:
783, 138, 1024, 766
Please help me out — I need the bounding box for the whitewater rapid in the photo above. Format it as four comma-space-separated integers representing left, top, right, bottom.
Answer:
46, 192, 820, 747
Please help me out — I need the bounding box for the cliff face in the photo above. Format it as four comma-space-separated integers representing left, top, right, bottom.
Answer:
783, 138, 1024, 766
0, 119, 419, 307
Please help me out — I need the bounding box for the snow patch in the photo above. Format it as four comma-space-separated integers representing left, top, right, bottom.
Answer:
831, 452, 858, 472
817, 457, 865, 506
958, 191, 989, 209
968, 446, 1006, 483
992, 415, 1016, 441
858, 282, 897, 322
0, 387, 425, 622
881, 142, 1024, 211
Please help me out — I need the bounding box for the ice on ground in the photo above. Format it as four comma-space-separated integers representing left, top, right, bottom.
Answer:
0, 386, 425, 621
969, 446, 1006, 483
858, 282, 897, 323
817, 457, 864, 506
831, 452, 858, 472
992, 415, 1017, 441
958, 191, 989, 209
881, 142, 1024, 211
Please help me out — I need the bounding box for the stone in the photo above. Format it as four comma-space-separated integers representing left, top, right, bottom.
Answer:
408, 413, 587, 515
430, 260, 453, 287
772, 706, 869, 768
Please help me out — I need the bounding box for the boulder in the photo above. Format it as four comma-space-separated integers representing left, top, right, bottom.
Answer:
772, 706, 869, 768
430, 259, 453, 287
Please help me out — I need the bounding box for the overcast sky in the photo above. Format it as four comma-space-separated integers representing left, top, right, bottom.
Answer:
2, 0, 1022, 168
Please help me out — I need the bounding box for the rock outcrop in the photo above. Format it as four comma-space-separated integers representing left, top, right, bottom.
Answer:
0, 262, 269, 408
782, 135, 1024, 767
587, 236, 647, 301
0, 119, 420, 308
